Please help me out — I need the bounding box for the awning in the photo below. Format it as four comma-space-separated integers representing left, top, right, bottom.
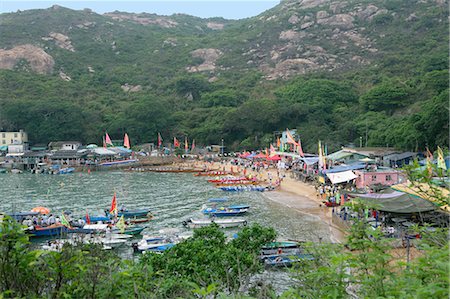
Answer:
355, 193, 437, 213
326, 170, 357, 184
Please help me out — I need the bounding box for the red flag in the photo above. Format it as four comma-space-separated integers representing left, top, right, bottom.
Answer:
191, 139, 195, 151
105, 132, 113, 146
173, 137, 180, 147
123, 133, 130, 149
109, 192, 117, 215
158, 133, 163, 147
185, 137, 189, 151
85, 210, 91, 225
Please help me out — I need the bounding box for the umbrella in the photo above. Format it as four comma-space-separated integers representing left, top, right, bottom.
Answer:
86, 144, 98, 149
31, 206, 51, 214
267, 155, 281, 161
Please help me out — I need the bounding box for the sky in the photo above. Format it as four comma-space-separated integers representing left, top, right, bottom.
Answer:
0, 0, 280, 19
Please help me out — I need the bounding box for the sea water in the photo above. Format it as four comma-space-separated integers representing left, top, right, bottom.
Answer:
0, 171, 330, 241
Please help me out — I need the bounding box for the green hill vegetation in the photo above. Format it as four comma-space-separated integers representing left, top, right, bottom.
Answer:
0, 0, 448, 152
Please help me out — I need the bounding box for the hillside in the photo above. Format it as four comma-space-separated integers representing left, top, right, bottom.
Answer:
0, 0, 448, 152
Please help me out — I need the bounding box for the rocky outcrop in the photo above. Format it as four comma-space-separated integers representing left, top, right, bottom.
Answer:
187, 48, 222, 72
206, 22, 224, 30
0, 44, 54, 74
279, 30, 306, 41
263, 58, 318, 80
42, 32, 75, 52
317, 14, 355, 29
288, 15, 300, 24
299, 0, 330, 9
104, 13, 178, 28
59, 71, 71, 81
75, 21, 96, 29
163, 38, 178, 47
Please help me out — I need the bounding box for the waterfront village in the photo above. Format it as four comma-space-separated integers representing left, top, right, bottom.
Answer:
1, 128, 448, 241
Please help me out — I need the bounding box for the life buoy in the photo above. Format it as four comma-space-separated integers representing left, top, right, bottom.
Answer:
243, 220, 248, 226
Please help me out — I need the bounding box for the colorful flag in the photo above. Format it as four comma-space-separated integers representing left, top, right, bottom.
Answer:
85, 210, 91, 225
105, 132, 114, 146
116, 215, 126, 233
123, 133, 130, 149
318, 140, 323, 170
269, 144, 276, 156
185, 137, 189, 151
297, 139, 305, 157
158, 133, 163, 147
191, 139, 196, 151
437, 146, 447, 170
109, 192, 118, 215
61, 213, 71, 228
285, 128, 299, 146
276, 137, 281, 148
173, 137, 180, 147
426, 147, 434, 175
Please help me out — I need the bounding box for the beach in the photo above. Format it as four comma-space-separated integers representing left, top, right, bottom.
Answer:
182, 160, 347, 243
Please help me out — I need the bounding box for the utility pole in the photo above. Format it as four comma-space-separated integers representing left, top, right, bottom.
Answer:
221, 138, 224, 155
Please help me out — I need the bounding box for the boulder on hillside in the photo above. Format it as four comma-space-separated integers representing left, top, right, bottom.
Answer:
0, 44, 54, 74
317, 14, 355, 29
187, 48, 223, 72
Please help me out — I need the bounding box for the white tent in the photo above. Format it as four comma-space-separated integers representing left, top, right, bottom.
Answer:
326, 170, 357, 184
92, 148, 116, 156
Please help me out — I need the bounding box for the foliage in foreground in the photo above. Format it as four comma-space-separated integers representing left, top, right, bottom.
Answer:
0, 215, 448, 298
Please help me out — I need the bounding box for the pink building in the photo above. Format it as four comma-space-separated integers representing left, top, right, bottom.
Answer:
354, 168, 405, 189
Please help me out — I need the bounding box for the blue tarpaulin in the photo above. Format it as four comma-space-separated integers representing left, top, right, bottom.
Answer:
325, 163, 366, 174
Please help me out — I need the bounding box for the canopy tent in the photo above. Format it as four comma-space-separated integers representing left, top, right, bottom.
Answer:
91, 148, 116, 156
352, 193, 437, 214
348, 190, 405, 199
301, 157, 319, 165
267, 155, 281, 161
325, 163, 366, 174
392, 182, 449, 212
327, 150, 368, 161
326, 170, 357, 184
252, 153, 267, 159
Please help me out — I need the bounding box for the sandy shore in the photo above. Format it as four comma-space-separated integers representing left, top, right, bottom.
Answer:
181, 160, 348, 243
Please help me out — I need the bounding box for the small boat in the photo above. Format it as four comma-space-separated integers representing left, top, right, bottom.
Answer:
10, 169, 23, 174
58, 167, 75, 174
113, 226, 145, 235
183, 218, 248, 229
207, 177, 254, 183
263, 253, 314, 267
202, 204, 250, 217
132, 239, 175, 253
105, 208, 152, 219
194, 171, 229, 177
208, 197, 228, 202
219, 186, 266, 192
28, 224, 68, 237
262, 241, 299, 250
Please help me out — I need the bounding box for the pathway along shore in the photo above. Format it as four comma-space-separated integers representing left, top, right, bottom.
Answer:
182, 160, 347, 243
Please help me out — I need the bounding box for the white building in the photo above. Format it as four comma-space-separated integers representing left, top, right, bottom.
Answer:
0, 130, 28, 146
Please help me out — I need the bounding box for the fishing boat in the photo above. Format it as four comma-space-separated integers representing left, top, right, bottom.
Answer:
207, 177, 254, 183
28, 224, 68, 238
214, 181, 258, 187
219, 186, 266, 192
132, 239, 175, 253
208, 197, 228, 203
183, 218, 247, 229
113, 226, 145, 235
58, 167, 75, 174
260, 241, 301, 255
194, 171, 229, 177
262, 253, 314, 267
204, 208, 248, 217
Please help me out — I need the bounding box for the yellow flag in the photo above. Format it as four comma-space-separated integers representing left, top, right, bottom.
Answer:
116, 215, 126, 233
437, 146, 447, 170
